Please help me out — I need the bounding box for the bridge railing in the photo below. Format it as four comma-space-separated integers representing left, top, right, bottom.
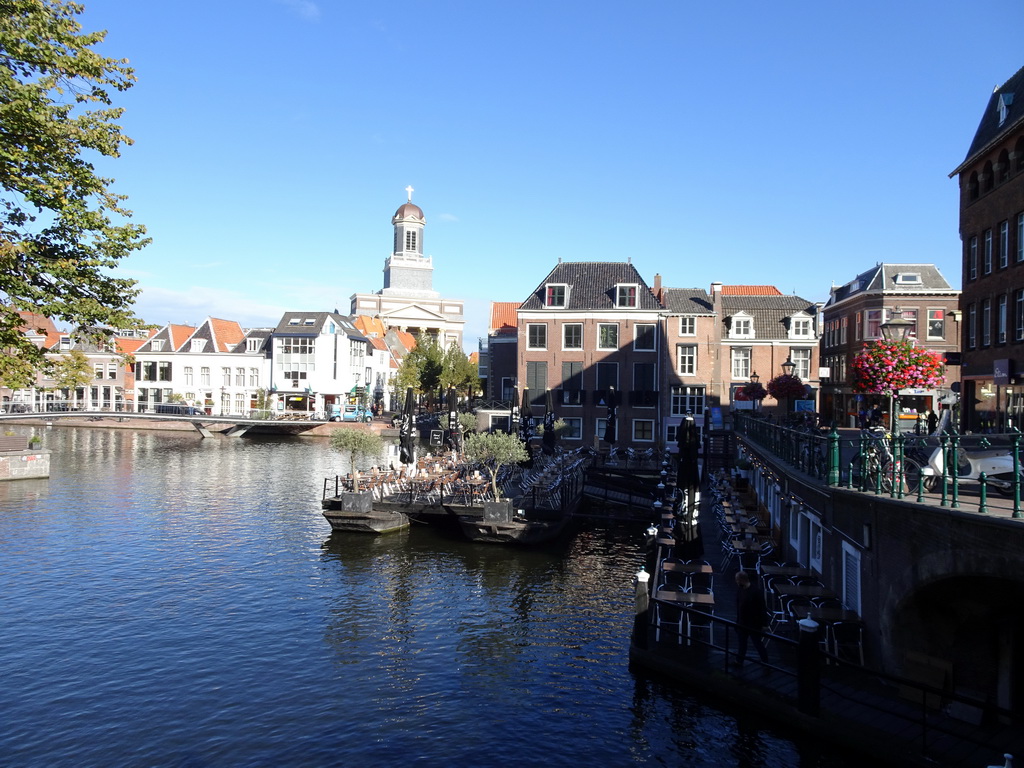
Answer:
733, 412, 1023, 518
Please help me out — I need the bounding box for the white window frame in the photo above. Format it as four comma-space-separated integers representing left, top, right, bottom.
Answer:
729, 313, 754, 339
633, 323, 657, 352
615, 284, 638, 308
560, 417, 582, 440
597, 323, 619, 350
679, 316, 696, 336
562, 323, 583, 350
526, 323, 547, 350
790, 348, 812, 380
926, 309, 944, 340
545, 284, 568, 308
632, 419, 655, 442
731, 347, 751, 379
789, 315, 813, 339
677, 344, 697, 376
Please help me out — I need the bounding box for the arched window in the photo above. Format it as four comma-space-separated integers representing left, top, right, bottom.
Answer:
982, 160, 994, 193
969, 171, 979, 201
1015, 136, 1024, 171
998, 149, 1010, 183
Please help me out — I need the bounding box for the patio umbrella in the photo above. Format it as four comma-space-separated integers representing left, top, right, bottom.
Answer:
676, 415, 703, 557
603, 387, 618, 446
542, 389, 557, 456
446, 389, 462, 453
399, 387, 416, 466
518, 388, 535, 467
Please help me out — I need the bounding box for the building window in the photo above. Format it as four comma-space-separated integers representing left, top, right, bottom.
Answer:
158, 362, 172, 382
1016, 290, 1024, 342
670, 385, 705, 415
405, 230, 417, 252
841, 317, 848, 344
632, 420, 655, 442
633, 362, 656, 406
106, 363, 117, 379
222, 367, 231, 386
1018, 213, 1024, 263
731, 347, 751, 379
1000, 221, 1009, 268
560, 361, 583, 405
201, 367, 210, 385
634, 324, 656, 351
982, 299, 991, 347
790, 317, 812, 338
926, 310, 944, 340
730, 315, 753, 338
235, 367, 245, 386
527, 324, 547, 350
595, 361, 618, 396
998, 295, 1008, 344
184, 367, 194, 386
841, 540, 862, 616
790, 348, 811, 380
246, 337, 261, 353
677, 344, 696, 375
615, 284, 638, 308
855, 313, 862, 340
560, 417, 582, 440
679, 317, 695, 336
968, 304, 976, 349
866, 310, 882, 339
597, 324, 618, 350
526, 360, 547, 395
968, 236, 978, 280
984, 229, 993, 274
545, 284, 567, 307
563, 323, 583, 350
249, 368, 259, 387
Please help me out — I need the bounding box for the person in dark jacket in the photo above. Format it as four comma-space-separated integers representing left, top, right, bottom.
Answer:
734, 570, 769, 665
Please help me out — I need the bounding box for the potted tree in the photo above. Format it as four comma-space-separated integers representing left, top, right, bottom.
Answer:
463, 430, 529, 521
330, 429, 386, 505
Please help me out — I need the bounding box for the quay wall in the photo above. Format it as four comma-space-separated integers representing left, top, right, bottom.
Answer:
0, 450, 50, 481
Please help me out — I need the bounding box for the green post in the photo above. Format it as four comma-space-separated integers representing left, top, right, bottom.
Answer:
1013, 429, 1022, 519
827, 425, 840, 487
978, 472, 988, 514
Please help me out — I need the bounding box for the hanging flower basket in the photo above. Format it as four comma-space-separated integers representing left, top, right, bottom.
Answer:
739, 382, 767, 401
767, 373, 806, 401
851, 339, 945, 395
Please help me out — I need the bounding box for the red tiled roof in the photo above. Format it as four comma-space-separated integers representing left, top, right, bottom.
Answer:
116, 337, 148, 355
16, 311, 62, 348
353, 315, 388, 338
490, 302, 519, 335
168, 324, 196, 351
468, 351, 479, 365
722, 285, 784, 296
209, 318, 244, 352
393, 330, 417, 351
367, 336, 389, 352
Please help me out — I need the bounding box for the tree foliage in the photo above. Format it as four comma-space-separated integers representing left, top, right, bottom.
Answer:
49, 348, 91, 390
463, 430, 528, 500
440, 341, 477, 394
394, 335, 442, 398
330, 428, 385, 475
1, 0, 149, 374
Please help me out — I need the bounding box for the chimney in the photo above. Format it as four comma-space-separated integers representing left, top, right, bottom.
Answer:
652, 273, 663, 303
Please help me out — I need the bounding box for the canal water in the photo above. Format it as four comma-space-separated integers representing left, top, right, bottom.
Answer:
0, 426, 854, 767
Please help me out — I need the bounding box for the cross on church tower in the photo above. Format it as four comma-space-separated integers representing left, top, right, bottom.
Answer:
405, 185, 414, 202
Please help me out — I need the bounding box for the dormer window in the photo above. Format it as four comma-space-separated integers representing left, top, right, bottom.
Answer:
151, 339, 164, 351
615, 284, 638, 308
789, 316, 813, 339
190, 339, 207, 352
895, 272, 922, 285
288, 318, 300, 326
58, 336, 71, 350
246, 338, 261, 352
998, 92, 1014, 126
545, 284, 567, 307
729, 313, 754, 339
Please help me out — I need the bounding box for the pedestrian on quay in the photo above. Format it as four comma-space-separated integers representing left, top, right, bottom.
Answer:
734, 570, 769, 666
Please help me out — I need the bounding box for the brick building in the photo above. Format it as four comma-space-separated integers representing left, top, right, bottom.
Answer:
949, 65, 1024, 431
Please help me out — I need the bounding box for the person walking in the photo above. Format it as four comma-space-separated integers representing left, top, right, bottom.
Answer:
734, 570, 769, 666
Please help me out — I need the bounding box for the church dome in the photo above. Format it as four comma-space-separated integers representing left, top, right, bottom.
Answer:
393, 202, 424, 221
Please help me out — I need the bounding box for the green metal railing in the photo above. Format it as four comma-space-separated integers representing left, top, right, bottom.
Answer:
733, 413, 1023, 518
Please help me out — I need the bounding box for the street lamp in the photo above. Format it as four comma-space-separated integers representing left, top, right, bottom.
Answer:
880, 307, 915, 433
750, 371, 760, 411
781, 357, 795, 377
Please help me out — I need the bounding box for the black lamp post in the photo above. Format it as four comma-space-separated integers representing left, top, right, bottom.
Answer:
880, 307, 915, 433
750, 371, 760, 411
781, 358, 795, 415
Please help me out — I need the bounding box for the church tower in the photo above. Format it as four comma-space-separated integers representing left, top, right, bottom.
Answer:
383, 186, 437, 297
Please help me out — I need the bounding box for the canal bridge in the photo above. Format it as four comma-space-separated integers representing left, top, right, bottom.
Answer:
729, 416, 1024, 721
0, 410, 330, 438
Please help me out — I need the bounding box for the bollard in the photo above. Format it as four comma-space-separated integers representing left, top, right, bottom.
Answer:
633, 568, 651, 650
796, 617, 821, 716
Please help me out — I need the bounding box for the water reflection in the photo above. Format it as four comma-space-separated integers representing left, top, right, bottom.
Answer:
0, 426, 856, 767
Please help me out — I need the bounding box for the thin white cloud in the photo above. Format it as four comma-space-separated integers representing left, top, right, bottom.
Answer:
278, 0, 320, 21
132, 284, 286, 329
437, 213, 459, 223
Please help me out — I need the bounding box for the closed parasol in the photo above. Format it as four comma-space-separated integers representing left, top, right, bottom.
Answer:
399, 387, 416, 466
542, 389, 556, 455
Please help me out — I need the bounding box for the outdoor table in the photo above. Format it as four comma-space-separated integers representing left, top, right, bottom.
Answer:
661, 560, 713, 575
729, 538, 769, 552
654, 589, 716, 607
760, 565, 815, 579
729, 523, 759, 537
655, 537, 676, 547
791, 605, 861, 624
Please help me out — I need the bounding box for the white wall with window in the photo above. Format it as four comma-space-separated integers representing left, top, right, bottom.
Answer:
731, 347, 751, 379
729, 313, 754, 339
677, 344, 696, 375
789, 348, 812, 380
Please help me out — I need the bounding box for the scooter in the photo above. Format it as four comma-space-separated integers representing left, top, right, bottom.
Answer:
918, 439, 1022, 495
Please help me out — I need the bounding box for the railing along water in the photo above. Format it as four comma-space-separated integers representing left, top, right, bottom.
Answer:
734, 414, 1023, 517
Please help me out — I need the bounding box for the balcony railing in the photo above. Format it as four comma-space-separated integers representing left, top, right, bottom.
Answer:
733, 412, 1024, 518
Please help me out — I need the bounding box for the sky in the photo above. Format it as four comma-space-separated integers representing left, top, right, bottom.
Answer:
76, 0, 1024, 350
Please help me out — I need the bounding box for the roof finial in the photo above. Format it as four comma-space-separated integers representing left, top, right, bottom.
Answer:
405, 185, 414, 202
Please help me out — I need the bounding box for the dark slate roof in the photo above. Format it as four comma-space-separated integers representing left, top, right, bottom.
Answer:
826, 263, 956, 306
519, 262, 660, 310
272, 312, 367, 341
229, 329, 272, 354
720, 294, 818, 340
662, 287, 713, 314
952, 65, 1024, 175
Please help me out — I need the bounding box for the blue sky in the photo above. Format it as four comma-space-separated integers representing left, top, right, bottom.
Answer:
80, 0, 1023, 349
